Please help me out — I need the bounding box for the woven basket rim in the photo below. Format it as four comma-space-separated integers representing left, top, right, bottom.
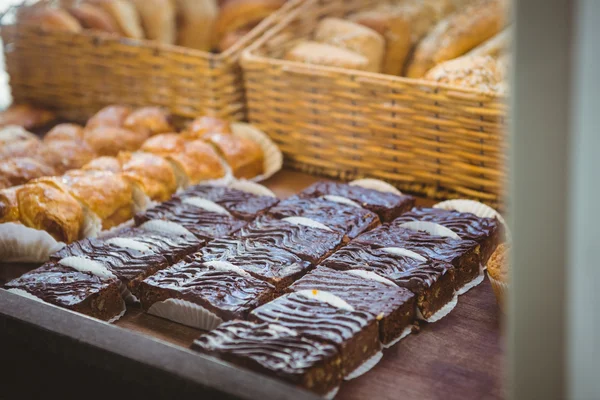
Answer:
241, 0, 507, 100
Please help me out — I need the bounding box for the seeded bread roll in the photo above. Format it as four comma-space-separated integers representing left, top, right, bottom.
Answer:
424, 55, 504, 93
175, 0, 218, 51
284, 41, 372, 72
406, 0, 509, 78
467, 27, 511, 58
314, 18, 385, 73
130, 0, 176, 44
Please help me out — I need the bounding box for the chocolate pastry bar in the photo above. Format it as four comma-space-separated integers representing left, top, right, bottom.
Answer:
134, 197, 247, 240
299, 181, 415, 222
101, 226, 205, 264
192, 321, 342, 396
4, 263, 125, 322
51, 238, 169, 293
177, 184, 279, 221
196, 238, 313, 290
137, 259, 276, 322
320, 245, 455, 321
354, 225, 481, 292
289, 266, 417, 344
234, 216, 346, 264
249, 292, 380, 377
267, 195, 380, 239
394, 207, 502, 264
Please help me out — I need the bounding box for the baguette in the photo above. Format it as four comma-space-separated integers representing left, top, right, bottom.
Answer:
68, 3, 121, 33
90, 0, 145, 39
314, 18, 385, 73
130, 0, 176, 44
406, 0, 509, 78
175, 0, 218, 51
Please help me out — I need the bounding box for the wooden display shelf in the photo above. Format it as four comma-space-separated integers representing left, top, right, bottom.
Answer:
0, 170, 504, 400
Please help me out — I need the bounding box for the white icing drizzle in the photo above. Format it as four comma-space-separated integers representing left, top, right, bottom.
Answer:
346, 270, 396, 286
281, 217, 333, 232
6, 288, 46, 303
380, 247, 428, 262
397, 221, 461, 240
203, 261, 251, 278
181, 197, 231, 215
349, 178, 402, 195
139, 220, 195, 238
296, 290, 355, 312
322, 195, 361, 208
267, 324, 299, 336
59, 257, 116, 279
228, 180, 277, 198
105, 237, 152, 253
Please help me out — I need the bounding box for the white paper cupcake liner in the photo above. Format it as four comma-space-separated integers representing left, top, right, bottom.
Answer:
433, 199, 511, 242
396, 221, 461, 240
147, 298, 223, 331
324, 386, 340, 400
382, 325, 413, 349
107, 302, 127, 323
0, 223, 65, 263
228, 180, 277, 198
416, 293, 458, 323
344, 350, 383, 381
131, 185, 152, 213
456, 264, 485, 296
349, 179, 403, 195
230, 122, 283, 182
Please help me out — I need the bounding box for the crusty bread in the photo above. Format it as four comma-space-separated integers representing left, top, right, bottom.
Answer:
467, 27, 511, 58
22, 7, 83, 33
175, 0, 218, 51
406, 0, 509, 78
90, 0, 145, 39
314, 18, 385, 73
130, 0, 176, 44
424, 55, 504, 93
284, 41, 372, 72
68, 3, 121, 33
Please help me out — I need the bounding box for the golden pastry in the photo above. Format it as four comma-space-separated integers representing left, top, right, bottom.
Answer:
81, 156, 123, 173
140, 132, 186, 156
123, 106, 174, 137
406, 0, 509, 78
44, 123, 85, 143
16, 182, 84, 243
84, 126, 150, 156
184, 116, 231, 139
0, 104, 56, 130
85, 105, 133, 130
41, 140, 98, 174
118, 151, 178, 201
202, 132, 263, 179
314, 18, 385, 73
166, 139, 226, 186
0, 157, 57, 187
0, 176, 10, 190
0, 186, 20, 223
0, 126, 42, 159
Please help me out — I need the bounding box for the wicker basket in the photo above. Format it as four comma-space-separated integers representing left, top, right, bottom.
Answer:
0, 0, 299, 122
242, 0, 508, 208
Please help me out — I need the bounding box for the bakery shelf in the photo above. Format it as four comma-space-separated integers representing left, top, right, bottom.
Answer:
0, 169, 503, 400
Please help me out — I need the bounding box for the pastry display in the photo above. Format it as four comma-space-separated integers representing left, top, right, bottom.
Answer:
249, 291, 381, 377
184, 116, 232, 139
201, 132, 264, 179
122, 106, 174, 137
289, 266, 416, 345
0, 104, 56, 130
192, 321, 342, 396
17, 0, 288, 52
0, 157, 57, 187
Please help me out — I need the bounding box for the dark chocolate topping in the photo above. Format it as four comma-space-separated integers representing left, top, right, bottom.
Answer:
51, 238, 168, 283
354, 225, 479, 265
103, 227, 204, 263
197, 238, 312, 285
289, 266, 414, 316
5, 264, 117, 307
143, 260, 274, 319
267, 196, 380, 238
193, 320, 339, 377
394, 207, 499, 243
321, 244, 451, 291
178, 185, 279, 220
300, 181, 414, 213
234, 216, 345, 263
135, 198, 247, 239
250, 292, 374, 346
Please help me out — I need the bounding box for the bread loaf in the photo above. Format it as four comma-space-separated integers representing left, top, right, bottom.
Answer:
22, 7, 82, 33
314, 18, 385, 73
424, 55, 504, 93
91, 0, 145, 39
284, 41, 372, 72
406, 0, 509, 78
68, 3, 120, 33
175, 0, 218, 51
467, 27, 511, 58
131, 0, 176, 44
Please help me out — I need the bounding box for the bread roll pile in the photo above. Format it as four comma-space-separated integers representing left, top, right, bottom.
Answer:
284, 0, 511, 92
19, 0, 288, 52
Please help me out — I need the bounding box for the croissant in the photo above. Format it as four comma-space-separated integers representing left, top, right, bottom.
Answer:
123, 106, 174, 137
202, 132, 263, 179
